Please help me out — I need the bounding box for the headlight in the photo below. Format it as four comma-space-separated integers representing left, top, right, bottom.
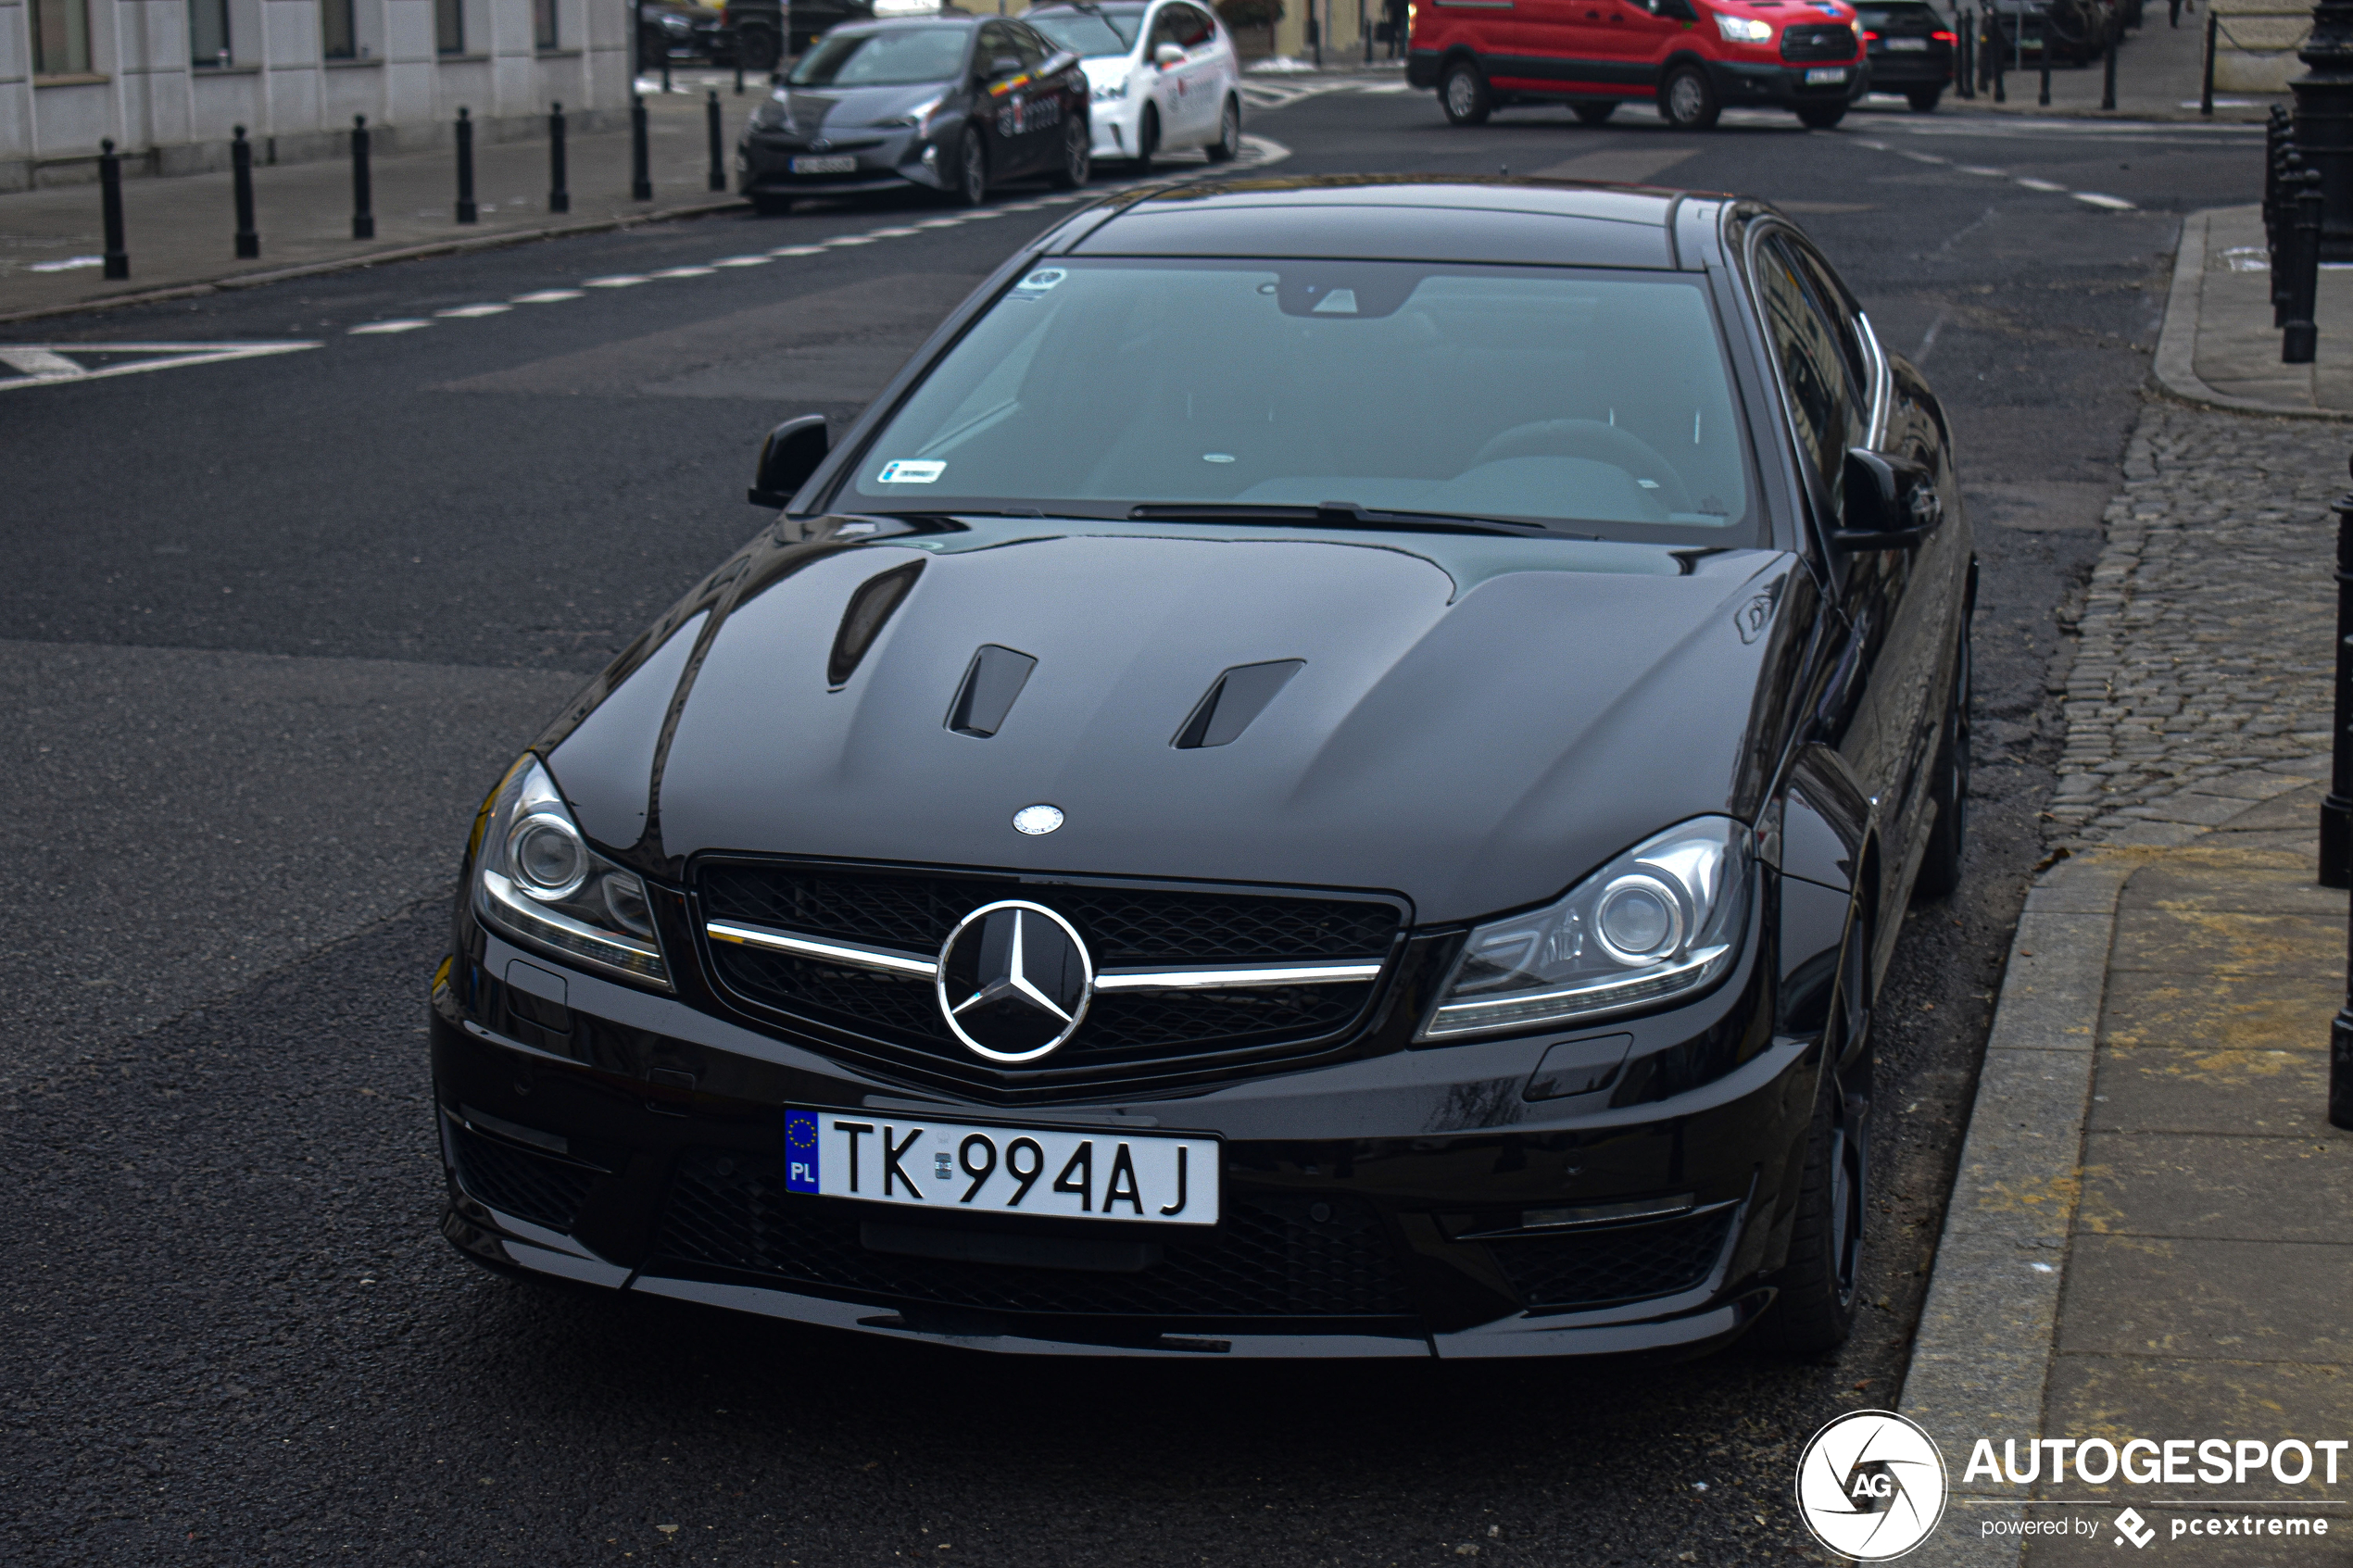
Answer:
659, 14, 693, 32
1418, 818, 1752, 1041
1092, 78, 1128, 100
1715, 12, 1774, 40
881, 94, 945, 127
472, 756, 672, 990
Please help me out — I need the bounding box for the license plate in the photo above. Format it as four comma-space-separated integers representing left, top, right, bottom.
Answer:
1886, 35, 1928, 48
1806, 66, 1849, 82
784, 1109, 1220, 1225
790, 155, 858, 174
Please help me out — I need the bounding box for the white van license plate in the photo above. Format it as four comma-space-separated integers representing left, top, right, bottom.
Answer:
783, 1109, 1220, 1225
791, 155, 858, 174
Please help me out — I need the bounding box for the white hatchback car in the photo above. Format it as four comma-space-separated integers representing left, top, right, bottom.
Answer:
1025, 0, 1243, 169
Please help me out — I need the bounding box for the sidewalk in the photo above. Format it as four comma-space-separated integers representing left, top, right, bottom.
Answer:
2159, 205, 2353, 416
1900, 211, 2353, 1557
0, 78, 754, 323
1938, 3, 2287, 121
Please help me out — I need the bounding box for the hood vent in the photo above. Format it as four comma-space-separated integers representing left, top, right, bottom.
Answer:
827, 561, 924, 690
946, 644, 1038, 738
1173, 659, 1304, 749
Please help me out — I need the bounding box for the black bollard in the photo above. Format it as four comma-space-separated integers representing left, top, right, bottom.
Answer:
2102, 22, 2118, 108
1993, 15, 2007, 100
2286, 170, 2323, 363
2280, 152, 2309, 324
662, 51, 673, 94
632, 92, 653, 201
1959, 9, 1975, 97
2041, 53, 2051, 103
736, 57, 746, 94
549, 101, 570, 214
2329, 449, 2353, 890
707, 87, 726, 191
98, 139, 128, 280
2202, 9, 2217, 115
455, 106, 477, 222
351, 115, 374, 240
231, 125, 259, 259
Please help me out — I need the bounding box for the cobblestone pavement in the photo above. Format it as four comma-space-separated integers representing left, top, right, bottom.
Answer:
2045, 400, 2342, 847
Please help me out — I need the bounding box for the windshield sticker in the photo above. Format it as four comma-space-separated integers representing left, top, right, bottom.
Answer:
875, 459, 946, 484
1310, 288, 1360, 315
1010, 267, 1068, 299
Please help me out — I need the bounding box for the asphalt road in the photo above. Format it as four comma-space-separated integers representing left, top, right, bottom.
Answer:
0, 87, 2263, 1564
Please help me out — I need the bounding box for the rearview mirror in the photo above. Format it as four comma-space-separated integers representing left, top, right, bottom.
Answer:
749, 414, 829, 508
1832, 448, 1941, 549
1154, 41, 1186, 66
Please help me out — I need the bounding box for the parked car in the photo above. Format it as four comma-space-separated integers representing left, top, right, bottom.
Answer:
720, 0, 951, 71
1983, 0, 2120, 65
1408, 0, 1869, 131
737, 15, 1091, 213
1856, 0, 1954, 109
639, 0, 733, 70
433, 174, 1974, 1362
1026, 0, 1244, 169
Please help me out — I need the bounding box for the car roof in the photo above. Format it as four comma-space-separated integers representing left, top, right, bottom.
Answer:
834, 11, 983, 29
1065, 176, 1727, 270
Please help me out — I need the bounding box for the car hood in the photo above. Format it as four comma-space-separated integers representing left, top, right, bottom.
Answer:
547, 521, 1806, 925
1080, 56, 1137, 90
778, 81, 952, 130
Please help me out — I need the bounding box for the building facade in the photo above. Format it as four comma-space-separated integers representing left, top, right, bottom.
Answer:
0, 0, 629, 190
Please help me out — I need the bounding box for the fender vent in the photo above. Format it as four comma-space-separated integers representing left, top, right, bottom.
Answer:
946, 644, 1038, 737
1174, 659, 1303, 749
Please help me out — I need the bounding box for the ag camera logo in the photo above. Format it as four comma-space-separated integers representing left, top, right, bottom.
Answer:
1795, 1410, 1949, 1561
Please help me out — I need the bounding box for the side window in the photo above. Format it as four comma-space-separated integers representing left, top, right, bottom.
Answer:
1172, 3, 1215, 44
1755, 234, 1861, 490
1010, 22, 1051, 68
1149, 6, 1189, 52
976, 21, 1014, 72
1790, 244, 1872, 417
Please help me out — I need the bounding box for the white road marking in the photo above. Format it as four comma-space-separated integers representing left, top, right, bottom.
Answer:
2072, 191, 2135, 209
768, 244, 827, 255
27, 256, 103, 273
866, 225, 923, 235
648, 266, 717, 278
1896, 150, 1948, 163
583, 275, 650, 287
711, 255, 773, 266
2014, 177, 2066, 192
823, 234, 879, 245
437, 304, 512, 318
512, 289, 584, 303
1957, 165, 2008, 177
0, 340, 321, 388
911, 217, 967, 229
349, 320, 434, 333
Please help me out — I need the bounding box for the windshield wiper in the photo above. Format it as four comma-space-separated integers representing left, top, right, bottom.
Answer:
1126, 501, 1589, 539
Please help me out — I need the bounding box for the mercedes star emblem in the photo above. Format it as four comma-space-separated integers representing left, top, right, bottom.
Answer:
1013, 803, 1064, 835
936, 900, 1093, 1062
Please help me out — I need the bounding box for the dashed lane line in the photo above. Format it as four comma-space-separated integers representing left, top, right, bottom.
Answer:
1849, 137, 2137, 211
436, 304, 512, 318
348, 320, 434, 333
0, 340, 322, 388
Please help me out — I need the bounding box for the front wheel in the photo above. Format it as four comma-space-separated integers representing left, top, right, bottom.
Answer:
1911, 633, 1972, 901
1796, 103, 1847, 129
1441, 60, 1492, 124
1658, 64, 1719, 130
944, 130, 988, 207
736, 24, 780, 72
1571, 98, 1617, 124
1751, 1062, 1866, 1357
1204, 94, 1242, 161
1130, 104, 1161, 172
1907, 86, 1943, 111
1049, 116, 1091, 187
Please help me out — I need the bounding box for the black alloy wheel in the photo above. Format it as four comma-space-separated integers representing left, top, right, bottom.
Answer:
1796, 103, 1847, 129
947, 129, 988, 206
1658, 64, 1718, 129
1752, 936, 1869, 1357
1050, 115, 1091, 188
1204, 94, 1241, 160
1132, 104, 1161, 170
1907, 85, 1942, 110
1911, 632, 1972, 900
1441, 60, 1493, 124
737, 24, 781, 71
1572, 98, 1617, 124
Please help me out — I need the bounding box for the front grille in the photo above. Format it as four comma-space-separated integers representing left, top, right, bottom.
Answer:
1485, 1209, 1737, 1309
448, 1123, 598, 1235
1781, 21, 1860, 59
650, 1148, 1417, 1320
698, 863, 1401, 1085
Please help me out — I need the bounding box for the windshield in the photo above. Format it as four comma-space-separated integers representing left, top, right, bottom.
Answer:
840, 259, 1755, 542
1026, 9, 1141, 53
788, 25, 967, 86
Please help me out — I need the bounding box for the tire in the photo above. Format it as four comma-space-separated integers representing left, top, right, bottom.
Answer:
1796, 103, 1846, 129
750, 193, 793, 217
1911, 632, 1972, 901
1131, 104, 1161, 171
737, 24, 780, 72
1049, 115, 1091, 188
1751, 1054, 1867, 1357
1906, 86, 1943, 111
944, 129, 988, 207
1204, 94, 1242, 161
1571, 99, 1617, 124
1658, 64, 1719, 130
1441, 60, 1492, 125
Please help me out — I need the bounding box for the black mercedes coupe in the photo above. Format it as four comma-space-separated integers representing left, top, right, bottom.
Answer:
432, 176, 1973, 1361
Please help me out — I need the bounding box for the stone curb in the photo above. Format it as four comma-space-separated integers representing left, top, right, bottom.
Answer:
2151, 205, 2353, 422
1896, 850, 2140, 1568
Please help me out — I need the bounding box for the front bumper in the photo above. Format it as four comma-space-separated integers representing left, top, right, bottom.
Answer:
736, 122, 950, 197
430, 890, 1822, 1360
1707, 56, 1869, 107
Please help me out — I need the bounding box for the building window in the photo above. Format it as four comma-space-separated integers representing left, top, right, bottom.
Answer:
190, 0, 231, 64
322, 0, 357, 56
31, 0, 93, 75
435, 0, 464, 52
534, 0, 558, 48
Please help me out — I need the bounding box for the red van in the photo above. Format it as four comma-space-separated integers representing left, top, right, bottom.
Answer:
1406, 0, 1867, 131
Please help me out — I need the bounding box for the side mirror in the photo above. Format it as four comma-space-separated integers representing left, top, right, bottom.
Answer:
749, 414, 829, 508
1040, 47, 1079, 75
1154, 41, 1186, 66
1832, 448, 1941, 549
989, 52, 1024, 76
